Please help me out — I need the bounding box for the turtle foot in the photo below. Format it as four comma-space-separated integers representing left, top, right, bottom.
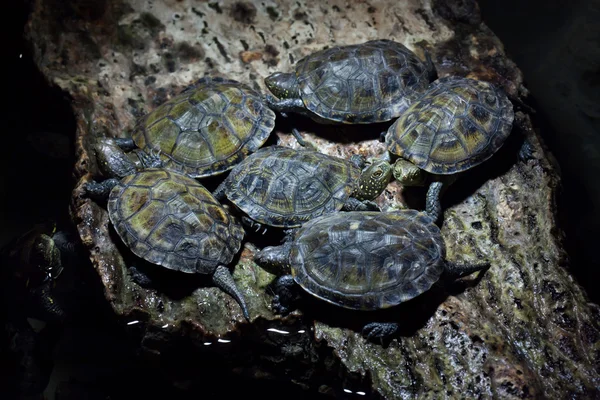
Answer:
362, 322, 399, 344
518, 138, 535, 162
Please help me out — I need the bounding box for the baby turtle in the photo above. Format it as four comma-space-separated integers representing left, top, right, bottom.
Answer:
384, 76, 514, 222
213, 146, 392, 231
92, 76, 276, 179
255, 210, 489, 341
265, 39, 436, 126
84, 168, 249, 320
0, 222, 78, 321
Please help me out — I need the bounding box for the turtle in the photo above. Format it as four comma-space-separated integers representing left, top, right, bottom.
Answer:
83, 168, 250, 320
254, 209, 489, 342
0, 223, 81, 396
264, 39, 436, 141
91, 76, 277, 181
0, 222, 79, 321
383, 75, 515, 222
212, 145, 392, 232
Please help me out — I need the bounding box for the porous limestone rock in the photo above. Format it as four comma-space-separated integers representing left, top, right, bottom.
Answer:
25, 0, 600, 398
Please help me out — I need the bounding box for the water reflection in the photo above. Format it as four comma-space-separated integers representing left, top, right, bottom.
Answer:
343, 388, 367, 396
266, 327, 290, 335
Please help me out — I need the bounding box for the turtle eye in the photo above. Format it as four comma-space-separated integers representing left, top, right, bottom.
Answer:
373, 170, 382, 178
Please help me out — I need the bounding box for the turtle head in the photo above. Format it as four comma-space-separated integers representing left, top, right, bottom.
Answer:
356, 159, 393, 201
94, 138, 138, 179
265, 72, 300, 99
393, 158, 426, 187
254, 242, 293, 276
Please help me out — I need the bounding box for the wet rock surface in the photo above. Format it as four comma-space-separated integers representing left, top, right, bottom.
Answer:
25, 0, 600, 398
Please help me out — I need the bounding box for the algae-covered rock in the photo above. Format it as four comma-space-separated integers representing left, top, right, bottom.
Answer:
25, 0, 600, 398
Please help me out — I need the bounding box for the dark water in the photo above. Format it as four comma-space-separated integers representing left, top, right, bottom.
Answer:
479, 0, 600, 304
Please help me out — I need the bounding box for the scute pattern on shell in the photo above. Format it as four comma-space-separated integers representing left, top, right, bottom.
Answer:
132, 76, 275, 178
296, 39, 432, 123
290, 210, 445, 310
223, 146, 361, 228
108, 169, 244, 274
385, 75, 514, 174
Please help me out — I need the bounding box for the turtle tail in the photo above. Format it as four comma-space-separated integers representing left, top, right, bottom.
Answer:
213, 265, 250, 321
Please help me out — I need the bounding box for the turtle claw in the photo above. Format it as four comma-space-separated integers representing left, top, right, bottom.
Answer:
361, 322, 399, 343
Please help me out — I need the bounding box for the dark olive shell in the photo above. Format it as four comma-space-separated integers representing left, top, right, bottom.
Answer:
385, 75, 514, 174
108, 169, 244, 274
290, 210, 445, 310
132, 77, 275, 178
223, 146, 360, 228
0, 222, 62, 288
296, 39, 433, 123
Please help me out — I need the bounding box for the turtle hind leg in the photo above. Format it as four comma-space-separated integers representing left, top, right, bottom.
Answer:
443, 261, 490, 281
361, 322, 399, 345
212, 265, 250, 321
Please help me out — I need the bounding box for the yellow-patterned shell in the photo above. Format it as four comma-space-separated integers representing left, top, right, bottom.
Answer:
385, 76, 514, 174
132, 77, 275, 178
107, 169, 244, 274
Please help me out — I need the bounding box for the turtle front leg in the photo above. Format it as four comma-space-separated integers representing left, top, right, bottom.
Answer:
212, 180, 227, 202
83, 178, 120, 202
265, 95, 308, 147
135, 148, 164, 169
265, 95, 305, 114
518, 137, 535, 162
290, 128, 307, 147
361, 322, 399, 344
271, 275, 301, 315
342, 197, 380, 212
28, 282, 66, 322
113, 137, 136, 151
128, 265, 154, 288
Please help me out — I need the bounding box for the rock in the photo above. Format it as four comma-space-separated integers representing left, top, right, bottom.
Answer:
24, 0, 600, 398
